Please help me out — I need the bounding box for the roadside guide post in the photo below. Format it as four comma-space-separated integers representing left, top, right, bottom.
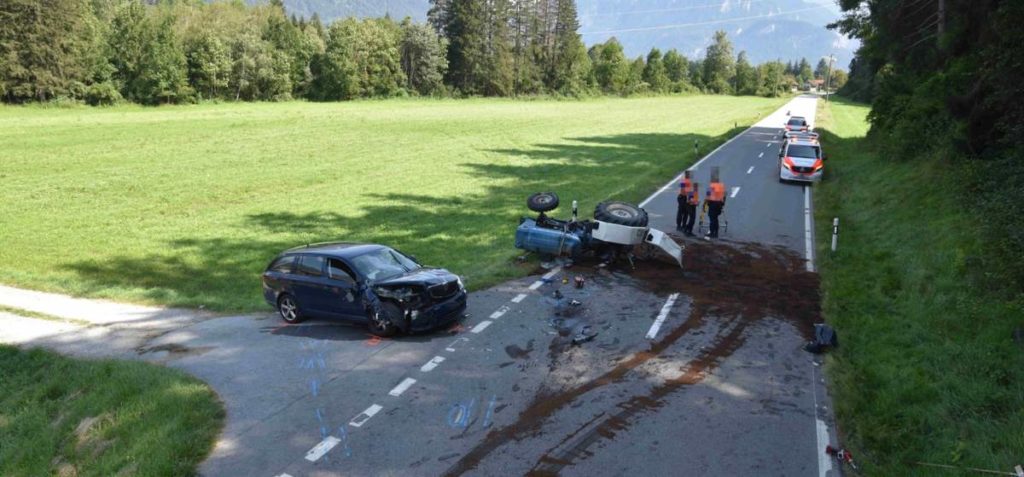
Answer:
694, 140, 699, 161
831, 217, 839, 252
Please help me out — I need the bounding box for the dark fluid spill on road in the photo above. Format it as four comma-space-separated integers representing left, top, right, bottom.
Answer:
505, 339, 536, 360
443, 240, 820, 477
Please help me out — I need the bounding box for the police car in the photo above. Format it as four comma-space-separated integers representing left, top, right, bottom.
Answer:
778, 135, 826, 183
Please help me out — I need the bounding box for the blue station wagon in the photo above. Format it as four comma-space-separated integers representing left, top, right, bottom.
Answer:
262, 243, 467, 336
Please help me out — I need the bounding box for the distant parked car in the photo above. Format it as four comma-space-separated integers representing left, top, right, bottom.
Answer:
785, 116, 810, 133
262, 243, 466, 336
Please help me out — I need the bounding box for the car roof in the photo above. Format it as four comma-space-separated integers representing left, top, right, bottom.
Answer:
787, 139, 820, 147
283, 242, 387, 259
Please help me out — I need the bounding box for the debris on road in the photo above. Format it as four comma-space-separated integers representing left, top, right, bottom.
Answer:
826, 445, 858, 471
571, 325, 598, 346
803, 323, 839, 354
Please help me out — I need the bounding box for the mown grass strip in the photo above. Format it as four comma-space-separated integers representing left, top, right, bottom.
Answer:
0, 345, 225, 477
814, 97, 1024, 475
0, 95, 786, 311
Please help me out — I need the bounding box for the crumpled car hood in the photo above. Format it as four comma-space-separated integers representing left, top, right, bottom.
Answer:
375, 268, 457, 288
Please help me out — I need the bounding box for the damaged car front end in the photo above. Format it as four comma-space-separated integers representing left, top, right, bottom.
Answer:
262, 243, 466, 336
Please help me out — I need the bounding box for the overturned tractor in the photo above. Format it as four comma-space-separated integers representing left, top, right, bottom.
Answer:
514, 192, 683, 267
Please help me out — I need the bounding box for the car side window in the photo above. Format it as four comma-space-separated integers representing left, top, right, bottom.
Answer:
269, 255, 296, 273
296, 255, 325, 277
327, 259, 357, 284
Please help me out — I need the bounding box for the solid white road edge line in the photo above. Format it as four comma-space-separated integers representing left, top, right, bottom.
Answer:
420, 356, 445, 372
304, 436, 341, 462
645, 293, 680, 340
470, 320, 492, 333
511, 293, 527, 303
348, 404, 383, 428
747, 166, 754, 174
388, 377, 417, 397
804, 186, 814, 272
816, 419, 833, 477
730, 187, 741, 198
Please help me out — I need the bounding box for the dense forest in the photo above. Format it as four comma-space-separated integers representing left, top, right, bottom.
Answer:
831, 0, 1023, 289
0, 0, 845, 105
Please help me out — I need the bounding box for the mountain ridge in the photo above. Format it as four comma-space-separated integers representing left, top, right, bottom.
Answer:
268, 0, 856, 68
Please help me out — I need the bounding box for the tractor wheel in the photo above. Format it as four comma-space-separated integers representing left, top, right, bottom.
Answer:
594, 201, 648, 227
527, 192, 560, 213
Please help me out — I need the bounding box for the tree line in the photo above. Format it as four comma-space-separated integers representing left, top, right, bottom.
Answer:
830, 0, 1022, 287
0, 0, 844, 105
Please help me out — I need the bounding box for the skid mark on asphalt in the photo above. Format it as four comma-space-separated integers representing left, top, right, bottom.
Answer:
442, 242, 821, 476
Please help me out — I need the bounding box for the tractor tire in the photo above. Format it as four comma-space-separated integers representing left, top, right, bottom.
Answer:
527, 192, 560, 213
594, 201, 648, 227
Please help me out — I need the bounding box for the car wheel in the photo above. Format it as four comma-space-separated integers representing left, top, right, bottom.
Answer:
368, 301, 400, 337
594, 201, 649, 227
527, 192, 560, 213
277, 294, 305, 324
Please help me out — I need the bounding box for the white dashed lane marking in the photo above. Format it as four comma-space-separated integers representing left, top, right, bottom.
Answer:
766, 142, 772, 148
349, 404, 383, 428
645, 293, 680, 340
489, 306, 509, 320
730, 187, 741, 198
420, 356, 445, 372
470, 320, 493, 333
528, 281, 543, 290
511, 293, 527, 303
304, 436, 341, 462
445, 337, 468, 352
388, 378, 417, 397
747, 166, 754, 174
758, 152, 764, 158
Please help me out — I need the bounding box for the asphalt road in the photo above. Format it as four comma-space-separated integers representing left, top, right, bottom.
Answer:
0, 95, 838, 477
245, 95, 835, 477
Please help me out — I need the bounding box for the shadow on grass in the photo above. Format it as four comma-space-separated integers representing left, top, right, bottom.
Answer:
66, 128, 748, 312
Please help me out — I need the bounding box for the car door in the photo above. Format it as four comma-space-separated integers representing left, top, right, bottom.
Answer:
325, 258, 365, 320
292, 255, 332, 314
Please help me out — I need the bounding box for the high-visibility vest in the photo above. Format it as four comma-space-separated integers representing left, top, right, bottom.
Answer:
707, 182, 726, 202
687, 188, 700, 205
679, 178, 693, 196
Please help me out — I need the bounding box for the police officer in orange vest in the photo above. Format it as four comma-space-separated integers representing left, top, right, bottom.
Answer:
675, 170, 699, 236
704, 167, 726, 240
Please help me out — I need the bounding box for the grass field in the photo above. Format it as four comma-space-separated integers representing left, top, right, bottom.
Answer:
0, 345, 224, 476
0, 95, 786, 311
814, 99, 1024, 475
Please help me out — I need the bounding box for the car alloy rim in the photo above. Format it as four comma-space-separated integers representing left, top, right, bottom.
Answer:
373, 311, 391, 330
281, 299, 296, 320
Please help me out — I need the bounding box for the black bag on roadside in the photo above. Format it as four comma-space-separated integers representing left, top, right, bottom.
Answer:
804, 324, 839, 354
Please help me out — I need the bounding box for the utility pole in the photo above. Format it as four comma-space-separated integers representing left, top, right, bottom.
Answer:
824, 53, 835, 102
937, 0, 946, 36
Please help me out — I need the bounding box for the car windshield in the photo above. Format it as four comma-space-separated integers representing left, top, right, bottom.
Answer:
787, 118, 805, 126
787, 144, 821, 159
349, 248, 421, 282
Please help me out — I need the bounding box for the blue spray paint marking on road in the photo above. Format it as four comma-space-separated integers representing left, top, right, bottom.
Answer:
315, 408, 330, 438
447, 398, 477, 429
338, 426, 353, 458
483, 395, 497, 428
310, 378, 320, 397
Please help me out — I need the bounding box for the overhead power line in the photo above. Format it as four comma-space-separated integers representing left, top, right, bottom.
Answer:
583, 0, 770, 18
580, 4, 833, 36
